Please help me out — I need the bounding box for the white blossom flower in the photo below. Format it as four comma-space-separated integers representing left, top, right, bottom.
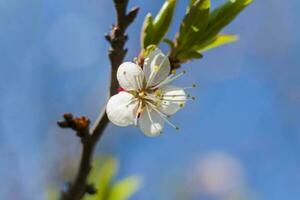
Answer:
106, 48, 195, 137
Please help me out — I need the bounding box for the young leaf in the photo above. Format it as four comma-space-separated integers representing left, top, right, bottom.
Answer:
141, 13, 154, 49
141, 0, 177, 49
177, 0, 210, 49
205, 0, 252, 38
108, 176, 142, 200
177, 49, 203, 61
85, 157, 118, 200
189, 0, 197, 7
151, 0, 177, 45
195, 34, 238, 53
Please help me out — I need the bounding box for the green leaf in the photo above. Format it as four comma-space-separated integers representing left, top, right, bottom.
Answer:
141, 13, 154, 49
205, 0, 252, 38
195, 34, 238, 52
108, 176, 142, 200
177, 0, 210, 49
152, 0, 177, 45
177, 49, 203, 61
85, 157, 118, 200
170, 0, 250, 64
189, 0, 197, 7
141, 0, 177, 49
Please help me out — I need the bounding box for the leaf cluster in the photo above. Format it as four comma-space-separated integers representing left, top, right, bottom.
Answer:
46, 157, 141, 200
140, 0, 252, 65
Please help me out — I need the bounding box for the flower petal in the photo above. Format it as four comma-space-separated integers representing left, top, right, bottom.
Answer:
143, 49, 170, 87
139, 108, 164, 137
106, 92, 138, 126
117, 62, 144, 90
159, 85, 186, 115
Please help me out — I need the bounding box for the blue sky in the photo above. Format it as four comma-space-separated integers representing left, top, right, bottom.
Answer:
0, 0, 300, 199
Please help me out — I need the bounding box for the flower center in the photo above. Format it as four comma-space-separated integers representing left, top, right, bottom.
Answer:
138, 91, 146, 98
135, 88, 159, 112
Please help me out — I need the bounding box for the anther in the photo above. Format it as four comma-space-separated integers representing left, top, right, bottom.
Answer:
155, 89, 162, 97
153, 65, 160, 72
182, 85, 197, 90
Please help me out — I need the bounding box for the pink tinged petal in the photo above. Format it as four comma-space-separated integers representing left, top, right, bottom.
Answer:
117, 62, 144, 90
159, 85, 186, 115
138, 108, 164, 137
143, 49, 170, 87
106, 92, 138, 127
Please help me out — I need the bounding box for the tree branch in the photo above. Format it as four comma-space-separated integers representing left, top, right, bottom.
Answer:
59, 1, 139, 199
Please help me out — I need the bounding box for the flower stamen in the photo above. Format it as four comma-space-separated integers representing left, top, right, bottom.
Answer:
181, 84, 197, 90
147, 103, 179, 130
146, 55, 168, 87
151, 70, 186, 89
146, 101, 170, 118
134, 101, 143, 126
145, 105, 162, 134
161, 97, 195, 102
124, 96, 139, 107
135, 75, 143, 90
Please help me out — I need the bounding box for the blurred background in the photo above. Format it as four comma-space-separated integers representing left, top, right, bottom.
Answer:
0, 0, 299, 199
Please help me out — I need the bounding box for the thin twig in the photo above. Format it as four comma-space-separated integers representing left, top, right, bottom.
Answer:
59, 1, 139, 199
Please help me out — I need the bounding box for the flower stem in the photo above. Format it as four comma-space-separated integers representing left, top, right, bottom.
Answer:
59, 1, 139, 199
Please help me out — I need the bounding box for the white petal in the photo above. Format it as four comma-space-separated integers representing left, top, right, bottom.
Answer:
159, 85, 186, 115
106, 92, 138, 127
117, 62, 144, 90
139, 109, 164, 137
143, 49, 170, 87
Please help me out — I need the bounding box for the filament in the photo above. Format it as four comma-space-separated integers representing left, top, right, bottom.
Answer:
146, 55, 168, 88
147, 103, 179, 130
151, 70, 186, 90
181, 84, 197, 90
145, 105, 162, 134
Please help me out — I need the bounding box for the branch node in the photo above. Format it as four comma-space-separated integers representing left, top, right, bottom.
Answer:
124, 34, 128, 41
57, 113, 90, 139
105, 34, 112, 42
